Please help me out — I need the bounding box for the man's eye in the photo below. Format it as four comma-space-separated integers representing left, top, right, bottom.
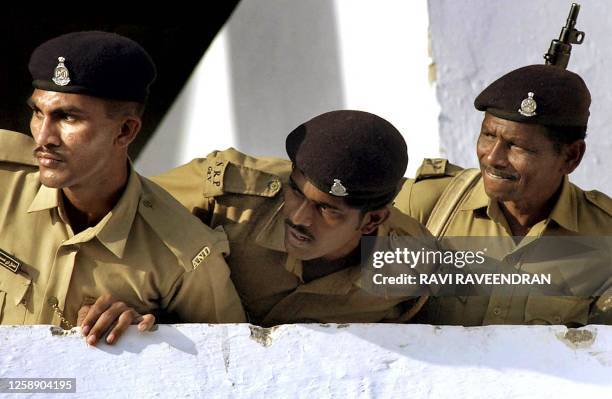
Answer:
319, 205, 341, 217
62, 114, 76, 122
511, 143, 536, 154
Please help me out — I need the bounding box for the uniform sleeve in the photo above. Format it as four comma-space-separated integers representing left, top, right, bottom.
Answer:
151, 158, 213, 219
161, 251, 246, 323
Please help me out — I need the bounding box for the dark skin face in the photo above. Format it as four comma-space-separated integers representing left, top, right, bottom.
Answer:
283, 168, 389, 261
28, 89, 141, 230
477, 113, 585, 231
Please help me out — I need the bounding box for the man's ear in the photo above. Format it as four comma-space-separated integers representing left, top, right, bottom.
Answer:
360, 207, 390, 234
562, 139, 586, 174
115, 116, 141, 148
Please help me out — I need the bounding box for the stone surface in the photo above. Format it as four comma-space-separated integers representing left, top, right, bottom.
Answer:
1, 324, 612, 397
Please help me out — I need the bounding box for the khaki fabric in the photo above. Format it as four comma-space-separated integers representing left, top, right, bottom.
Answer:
153, 148, 434, 326
0, 130, 245, 326
394, 158, 612, 326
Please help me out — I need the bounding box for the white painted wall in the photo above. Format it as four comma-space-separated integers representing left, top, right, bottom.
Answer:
2, 324, 611, 397
429, 0, 612, 192
136, 0, 438, 177
138, 0, 611, 195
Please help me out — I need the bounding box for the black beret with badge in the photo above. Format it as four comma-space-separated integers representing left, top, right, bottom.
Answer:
474, 64, 591, 128
28, 31, 156, 102
286, 110, 408, 206
474, 3, 590, 128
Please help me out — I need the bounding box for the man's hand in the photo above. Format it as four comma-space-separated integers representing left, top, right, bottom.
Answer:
77, 294, 156, 346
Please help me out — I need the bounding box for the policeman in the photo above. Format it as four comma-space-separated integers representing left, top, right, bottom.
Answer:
0, 31, 245, 345
153, 110, 435, 326
395, 64, 612, 326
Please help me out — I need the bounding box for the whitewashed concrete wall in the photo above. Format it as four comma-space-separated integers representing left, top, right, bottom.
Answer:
136, 0, 439, 177
429, 0, 612, 192
1, 324, 611, 397
138, 0, 611, 195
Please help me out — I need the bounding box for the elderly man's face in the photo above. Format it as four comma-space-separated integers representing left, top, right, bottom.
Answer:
477, 113, 575, 207
28, 89, 124, 190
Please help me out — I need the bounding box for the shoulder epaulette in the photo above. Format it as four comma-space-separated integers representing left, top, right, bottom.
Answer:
201, 148, 291, 198
0, 130, 37, 167
415, 158, 463, 182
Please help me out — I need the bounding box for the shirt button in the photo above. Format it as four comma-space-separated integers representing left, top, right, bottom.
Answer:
268, 180, 281, 192
143, 200, 153, 208
493, 307, 501, 316
47, 296, 59, 307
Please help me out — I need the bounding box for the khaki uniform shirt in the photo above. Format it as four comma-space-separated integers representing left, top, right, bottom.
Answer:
0, 130, 245, 326
394, 159, 612, 326
152, 148, 433, 326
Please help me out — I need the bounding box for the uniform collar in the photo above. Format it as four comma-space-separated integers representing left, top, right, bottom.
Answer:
254, 195, 286, 252
27, 182, 60, 213
27, 165, 142, 258
458, 174, 578, 233
459, 176, 489, 211
252, 195, 304, 277
546, 176, 578, 233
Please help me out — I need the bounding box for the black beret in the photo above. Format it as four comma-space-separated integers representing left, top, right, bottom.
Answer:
286, 110, 408, 205
29, 31, 156, 102
474, 65, 591, 127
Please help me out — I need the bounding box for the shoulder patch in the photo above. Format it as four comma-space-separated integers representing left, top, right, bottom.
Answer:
191, 245, 212, 270
0, 130, 37, 167
202, 148, 290, 198
139, 175, 231, 272
585, 190, 612, 217
415, 158, 463, 181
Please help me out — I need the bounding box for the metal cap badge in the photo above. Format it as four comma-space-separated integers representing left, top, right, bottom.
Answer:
329, 179, 348, 197
52, 56, 70, 86
518, 92, 537, 117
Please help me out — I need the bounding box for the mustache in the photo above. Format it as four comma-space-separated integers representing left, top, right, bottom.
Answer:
284, 219, 315, 240
33, 147, 64, 161
482, 165, 518, 180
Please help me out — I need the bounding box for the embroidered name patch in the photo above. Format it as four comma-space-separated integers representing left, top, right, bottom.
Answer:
0, 248, 22, 273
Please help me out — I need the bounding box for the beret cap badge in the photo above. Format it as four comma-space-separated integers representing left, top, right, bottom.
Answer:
518, 92, 537, 117
329, 179, 348, 197
52, 56, 70, 86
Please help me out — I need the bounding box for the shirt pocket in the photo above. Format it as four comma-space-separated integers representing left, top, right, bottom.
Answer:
524, 295, 591, 326
0, 268, 32, 324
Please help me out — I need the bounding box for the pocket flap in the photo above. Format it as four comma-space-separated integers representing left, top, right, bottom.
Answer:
0, 268, 32, 306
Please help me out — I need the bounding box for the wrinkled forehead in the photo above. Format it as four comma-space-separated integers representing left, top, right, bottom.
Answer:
481, 112, 550, 140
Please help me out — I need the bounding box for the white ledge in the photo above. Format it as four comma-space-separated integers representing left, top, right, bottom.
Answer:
1, 324, 611, 397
